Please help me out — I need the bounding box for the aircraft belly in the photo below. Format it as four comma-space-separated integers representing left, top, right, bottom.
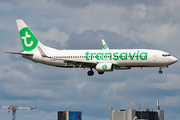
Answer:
150, 57, 170, 67
150, 62, 169, 67
44, 58, 66, 66
24, 56, 66, 67
116, 60, 152, 67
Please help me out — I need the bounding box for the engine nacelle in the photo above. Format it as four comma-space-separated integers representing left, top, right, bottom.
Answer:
95, 63, 114, 72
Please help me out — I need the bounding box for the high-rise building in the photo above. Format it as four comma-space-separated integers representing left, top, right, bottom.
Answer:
110, 102, 164, 120
57, 111, 82, 120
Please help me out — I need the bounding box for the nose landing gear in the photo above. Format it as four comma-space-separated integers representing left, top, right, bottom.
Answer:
158, 68, 163, 74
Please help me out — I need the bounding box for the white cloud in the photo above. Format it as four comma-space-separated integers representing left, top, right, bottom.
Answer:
0, 1, 13, 12
163, 96, 180, 107
103, 81, 127, 96
148, 73, 180, 90
76, 82, 88, 90
35, 27, 69, 46
138, 23, 180, 47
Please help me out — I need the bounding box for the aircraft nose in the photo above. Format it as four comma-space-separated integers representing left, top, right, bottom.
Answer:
170, 56, 178, 63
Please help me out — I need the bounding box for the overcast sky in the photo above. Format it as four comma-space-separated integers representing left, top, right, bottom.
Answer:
0, 0, 180, 120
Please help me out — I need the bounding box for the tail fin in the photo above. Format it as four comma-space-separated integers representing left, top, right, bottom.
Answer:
16, 19, 39, 52
16, 19, 60, 54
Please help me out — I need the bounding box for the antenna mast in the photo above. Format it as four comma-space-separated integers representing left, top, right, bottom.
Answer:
110, 103, 113, 110
157, 101, 160, 110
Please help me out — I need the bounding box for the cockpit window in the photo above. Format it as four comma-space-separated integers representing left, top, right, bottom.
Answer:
162, 54, 171, 57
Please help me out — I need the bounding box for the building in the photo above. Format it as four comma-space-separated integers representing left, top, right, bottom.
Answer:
57, 111, 82, 120
110, 102, 164, 120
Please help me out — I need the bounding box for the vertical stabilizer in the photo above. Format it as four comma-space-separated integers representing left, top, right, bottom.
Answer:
16, 19, 40, 52
16, 19, 59, 53
16, 20, 28, 31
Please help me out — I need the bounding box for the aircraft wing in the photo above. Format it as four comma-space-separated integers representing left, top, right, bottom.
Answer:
37, 46, 97, 68
58, 59, 97, 68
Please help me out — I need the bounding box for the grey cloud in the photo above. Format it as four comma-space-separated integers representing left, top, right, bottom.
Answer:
56, 0, 164, 8
65, 29, 154, 49
0, 0, 164, 7
43, 40, 63, 50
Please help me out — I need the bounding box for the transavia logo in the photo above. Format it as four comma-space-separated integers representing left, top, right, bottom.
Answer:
19, 27, 38, 51
103, 44, 108, 49
102, 65, 107, 70
85, 51, 148, 61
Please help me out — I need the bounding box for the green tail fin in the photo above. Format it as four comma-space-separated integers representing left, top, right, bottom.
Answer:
16, 19, 39, 52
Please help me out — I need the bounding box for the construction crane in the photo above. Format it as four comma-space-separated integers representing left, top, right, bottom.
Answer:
0, 105, 36, 120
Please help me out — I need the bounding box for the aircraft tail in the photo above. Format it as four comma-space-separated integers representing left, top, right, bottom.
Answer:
16, 19, 56, 53
16, 19, 41, 52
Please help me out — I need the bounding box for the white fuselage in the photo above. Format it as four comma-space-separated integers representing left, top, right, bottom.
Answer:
23, 49, 177, 69
8, 19, 178, 76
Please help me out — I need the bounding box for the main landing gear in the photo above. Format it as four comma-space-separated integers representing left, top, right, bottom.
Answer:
98, 72, 104, 75
87, 69, 94, 76
159, 68, 163, 74
87, 69, 105, 76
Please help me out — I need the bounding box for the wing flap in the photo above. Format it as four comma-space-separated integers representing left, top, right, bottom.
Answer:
63, 59, 96, 68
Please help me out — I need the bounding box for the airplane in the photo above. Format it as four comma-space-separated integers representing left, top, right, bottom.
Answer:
6, 19, 178, 76
0, 105, 36, 120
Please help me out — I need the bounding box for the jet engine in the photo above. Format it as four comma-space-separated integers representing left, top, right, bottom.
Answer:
95, 63, 114, 72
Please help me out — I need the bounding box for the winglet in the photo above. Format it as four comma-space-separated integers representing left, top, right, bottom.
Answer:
102, 39, 109, 50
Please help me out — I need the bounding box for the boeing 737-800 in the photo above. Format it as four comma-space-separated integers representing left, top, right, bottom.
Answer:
6, 20, 178, 76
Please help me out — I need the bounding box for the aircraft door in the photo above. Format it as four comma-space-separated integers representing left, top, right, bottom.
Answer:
153, 53, 157, 61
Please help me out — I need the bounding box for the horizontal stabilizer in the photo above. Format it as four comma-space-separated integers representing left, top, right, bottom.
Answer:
5, 52, 33, 56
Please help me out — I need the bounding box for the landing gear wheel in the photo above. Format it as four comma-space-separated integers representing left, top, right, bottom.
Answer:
98, 72, 104, 75
87, 70, 94, 76
159, 70, 163, 74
